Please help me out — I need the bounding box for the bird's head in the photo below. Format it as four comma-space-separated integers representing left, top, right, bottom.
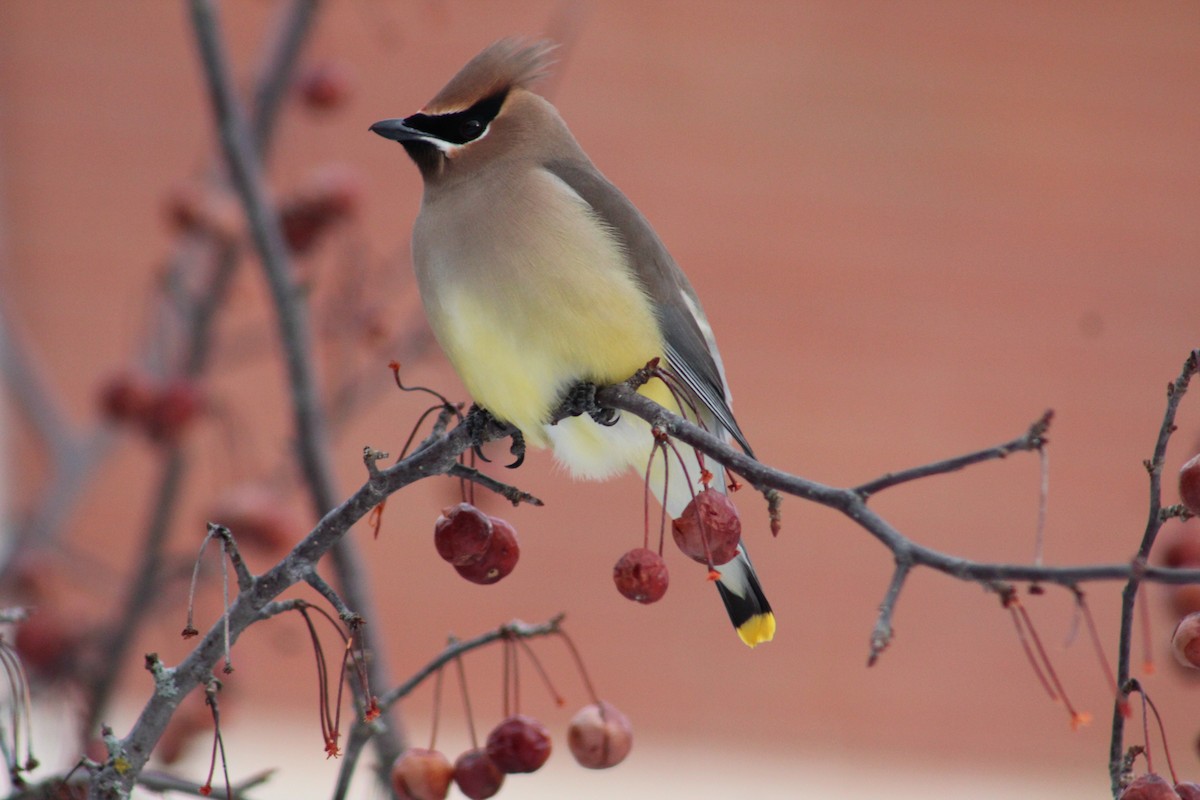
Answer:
370, 38, 563, 185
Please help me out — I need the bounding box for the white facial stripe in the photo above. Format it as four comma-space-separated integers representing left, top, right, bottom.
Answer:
421, 119, 494, 157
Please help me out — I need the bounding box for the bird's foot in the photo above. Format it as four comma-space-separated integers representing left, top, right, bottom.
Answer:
464, 405, 526, 468
563, 381, 620, 427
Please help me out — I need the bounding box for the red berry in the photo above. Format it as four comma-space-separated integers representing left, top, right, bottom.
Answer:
14, 610, 78, 680
612, 548, 669, 604
162, 180, 241, 242
296, 61, 355, 111
1160, 527, 1200, 568
390, 748, 453, 800
280, 165, 363, 255
485, 714, 552, 774
1121, 774, 1181, 799
452, 748, 505, 799
434, 503, 493, 566
98, 371, 155, 423
143, 379, 204, 444
1172, 612, 1200, 669
454, 517, 519, 585
671, 488, 742, 566
1181, 454, 1200, 516
567, 701, 633, 769
1173, 585, 1200, 618
1176, 783, 1200, 800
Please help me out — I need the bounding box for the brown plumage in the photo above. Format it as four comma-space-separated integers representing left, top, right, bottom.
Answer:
423, 38, 556, 114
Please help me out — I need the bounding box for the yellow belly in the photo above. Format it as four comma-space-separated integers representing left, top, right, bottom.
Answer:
438, 275, 662, 448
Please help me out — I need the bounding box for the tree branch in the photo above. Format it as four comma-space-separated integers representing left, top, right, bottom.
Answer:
1109, 348, 1200, 794
186, 0, 405, 785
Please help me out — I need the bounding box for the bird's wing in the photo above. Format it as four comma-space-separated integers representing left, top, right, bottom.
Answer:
545, 158, 754, 456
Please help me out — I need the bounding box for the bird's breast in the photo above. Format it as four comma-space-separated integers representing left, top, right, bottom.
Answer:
412, 167, 664, 442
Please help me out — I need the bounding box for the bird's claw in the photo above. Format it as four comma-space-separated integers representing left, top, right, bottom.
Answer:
507, 430, 526, 469
465, 405, 526, 468
564, 381, 620, 427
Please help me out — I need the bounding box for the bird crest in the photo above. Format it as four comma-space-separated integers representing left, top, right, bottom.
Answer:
423, 38, 556, 114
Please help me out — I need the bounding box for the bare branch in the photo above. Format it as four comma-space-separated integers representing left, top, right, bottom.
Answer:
1109, 348, 1200, 794
868, 560, 911, 666
447, 462, 545, 507
186, 0, 404, 782
855, 410, 1053, 498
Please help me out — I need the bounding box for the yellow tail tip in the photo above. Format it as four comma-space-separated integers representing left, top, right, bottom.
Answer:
737, 613, 776, 648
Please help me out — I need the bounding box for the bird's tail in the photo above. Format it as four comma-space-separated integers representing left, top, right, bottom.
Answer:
714, 543, 775, 647
547, 379, 775, 646
646, 408, 774, 647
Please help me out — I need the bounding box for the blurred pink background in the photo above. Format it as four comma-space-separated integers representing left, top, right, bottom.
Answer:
2, 2, 1198, 797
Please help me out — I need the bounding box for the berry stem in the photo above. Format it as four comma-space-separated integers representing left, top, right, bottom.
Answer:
452, 647, 479, 749
428, 665, 444, 751
515, 638, 564, 706
556, 629, 601, 706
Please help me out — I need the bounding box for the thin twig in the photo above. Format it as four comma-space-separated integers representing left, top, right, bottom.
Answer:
1108, 348, 1200, 794
868, 559, 911, 666
447, 463, 545, 507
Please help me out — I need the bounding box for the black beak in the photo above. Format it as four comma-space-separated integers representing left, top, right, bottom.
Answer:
369, 118, 426, 143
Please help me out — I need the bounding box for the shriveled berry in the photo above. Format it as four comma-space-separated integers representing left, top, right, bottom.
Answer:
1175, 783, 1200, 800
671, 488, 742, 566
1120, 774, 1181, 799
434, 503, 493, 566
452, 748, 505, 799
485, 714, 551, 774
390, 748, 453, 800
1172, 612, 1200, 669
454, 517, 519, 585
1181, 454, 1200, 517
613, 548, 668, 604
567, 701, 633, 769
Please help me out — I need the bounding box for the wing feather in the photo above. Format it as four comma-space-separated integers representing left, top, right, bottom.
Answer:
545, 159, 754, 456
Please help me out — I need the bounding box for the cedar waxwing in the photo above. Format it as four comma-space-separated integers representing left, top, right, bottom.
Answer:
370, 39, 775, 647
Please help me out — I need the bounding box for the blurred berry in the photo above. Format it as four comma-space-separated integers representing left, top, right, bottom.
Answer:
98, 371, 155, 424
1181, 454, 1200, 516
390, 748, 453, 800
208, 485, 304, 556
567, 701, 633, 769
486, 714, 552, 774
453, 748, 505, 799
296, 61, 355, 111
1172, 612, 1200, 669
143, 378, 204, 444
1120, 774, 1181, 799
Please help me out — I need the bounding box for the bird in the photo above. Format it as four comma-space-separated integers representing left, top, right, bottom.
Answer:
370, 38, 774, 647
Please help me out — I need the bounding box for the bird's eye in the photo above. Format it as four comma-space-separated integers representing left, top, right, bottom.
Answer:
460, 118, 484, 139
